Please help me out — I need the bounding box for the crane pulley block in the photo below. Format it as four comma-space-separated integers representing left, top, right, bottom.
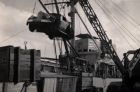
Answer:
27, 11, 74, 40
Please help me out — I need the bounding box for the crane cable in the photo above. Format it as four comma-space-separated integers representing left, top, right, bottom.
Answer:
54, 0, 60, 14
103, 0, 140, 44
97, 0, 138, 48
0, 29, 26, 44
103, 0, 138, 27
56, 38, 63, 56
99, 0, 140, 46
53, 0, 63, 55
96, 0, 140, 47
109, 0, 140, 27
53, 38, 58, 59
32, 0, 37, 14
49, 0, 62, 56
77, 13, 82, 34
75, 8, 102, 52
112, 16, 140, 47
94, 0, 135, 49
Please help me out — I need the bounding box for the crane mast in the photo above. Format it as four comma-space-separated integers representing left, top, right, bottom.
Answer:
78, 0, 126, 75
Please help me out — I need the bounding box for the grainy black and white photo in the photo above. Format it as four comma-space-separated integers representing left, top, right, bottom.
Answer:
0, 0, 140, 92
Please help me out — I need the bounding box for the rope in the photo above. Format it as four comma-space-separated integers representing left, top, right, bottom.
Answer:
32, 0, 36, 14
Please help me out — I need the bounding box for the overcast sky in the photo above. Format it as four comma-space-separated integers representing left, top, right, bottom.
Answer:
0, 0, 140, 59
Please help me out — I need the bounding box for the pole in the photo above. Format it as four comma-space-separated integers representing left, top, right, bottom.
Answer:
63, 39, 71, 72
70, 0, 75, 48
70, 1, 82, 92
2, 82, 8, 92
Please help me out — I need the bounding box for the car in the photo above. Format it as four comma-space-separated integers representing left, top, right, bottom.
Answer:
27, 11, 74, 40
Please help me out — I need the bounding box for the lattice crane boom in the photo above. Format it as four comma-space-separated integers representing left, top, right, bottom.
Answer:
78, 0, 126, 75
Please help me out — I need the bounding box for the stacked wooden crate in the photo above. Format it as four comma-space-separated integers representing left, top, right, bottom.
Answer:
0, 46, 41, 82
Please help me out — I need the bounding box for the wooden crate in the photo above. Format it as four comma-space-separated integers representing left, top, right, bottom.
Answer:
0, 46, 41, 82
0, 46, 14, 82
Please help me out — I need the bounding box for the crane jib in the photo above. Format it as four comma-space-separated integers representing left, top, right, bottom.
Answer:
78, 0, 126, 75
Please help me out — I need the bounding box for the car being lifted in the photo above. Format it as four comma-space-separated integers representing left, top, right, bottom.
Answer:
27, 11, 74, 40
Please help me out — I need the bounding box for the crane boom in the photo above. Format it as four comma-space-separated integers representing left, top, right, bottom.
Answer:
78, 0, 125, 75
129, 49, 140, 73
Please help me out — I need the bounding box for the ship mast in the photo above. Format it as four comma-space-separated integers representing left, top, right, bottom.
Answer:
69, 1, 82, 92
70, 0, 75, 48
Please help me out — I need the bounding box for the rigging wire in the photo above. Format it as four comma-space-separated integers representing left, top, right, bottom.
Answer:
44, 44, 47, 57
103, 0, 138, 28
96, 0, 139, 46
38, 0, 50, 14
98, 0, 138, 48
54, 0, 60, 14
67, 40, 80, 57
0, 29, 26, 44
112, 17, 139, 48
28, 41, 36, 49
53, 38, 58, 59
60, 39, 63, 55
54, 0, 63, 55
51, 0, 54, 13
95, 0, 135, 49
32, 0, 37, 14
109, 0, 140, 26
57, 38, 63, 55
63, 5, 66, 17
59, 0, 64, 13
54, 38, 62, 56
44, 0, 62, 57
102, 0, 140, 44
75, 8, 101, 52
59, 0, 68, 16
77, 14, 82, 34
98, 0, 140, 46
48, 0, 51, 13
53, 0, 63, 56
112, 16, 140, 46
